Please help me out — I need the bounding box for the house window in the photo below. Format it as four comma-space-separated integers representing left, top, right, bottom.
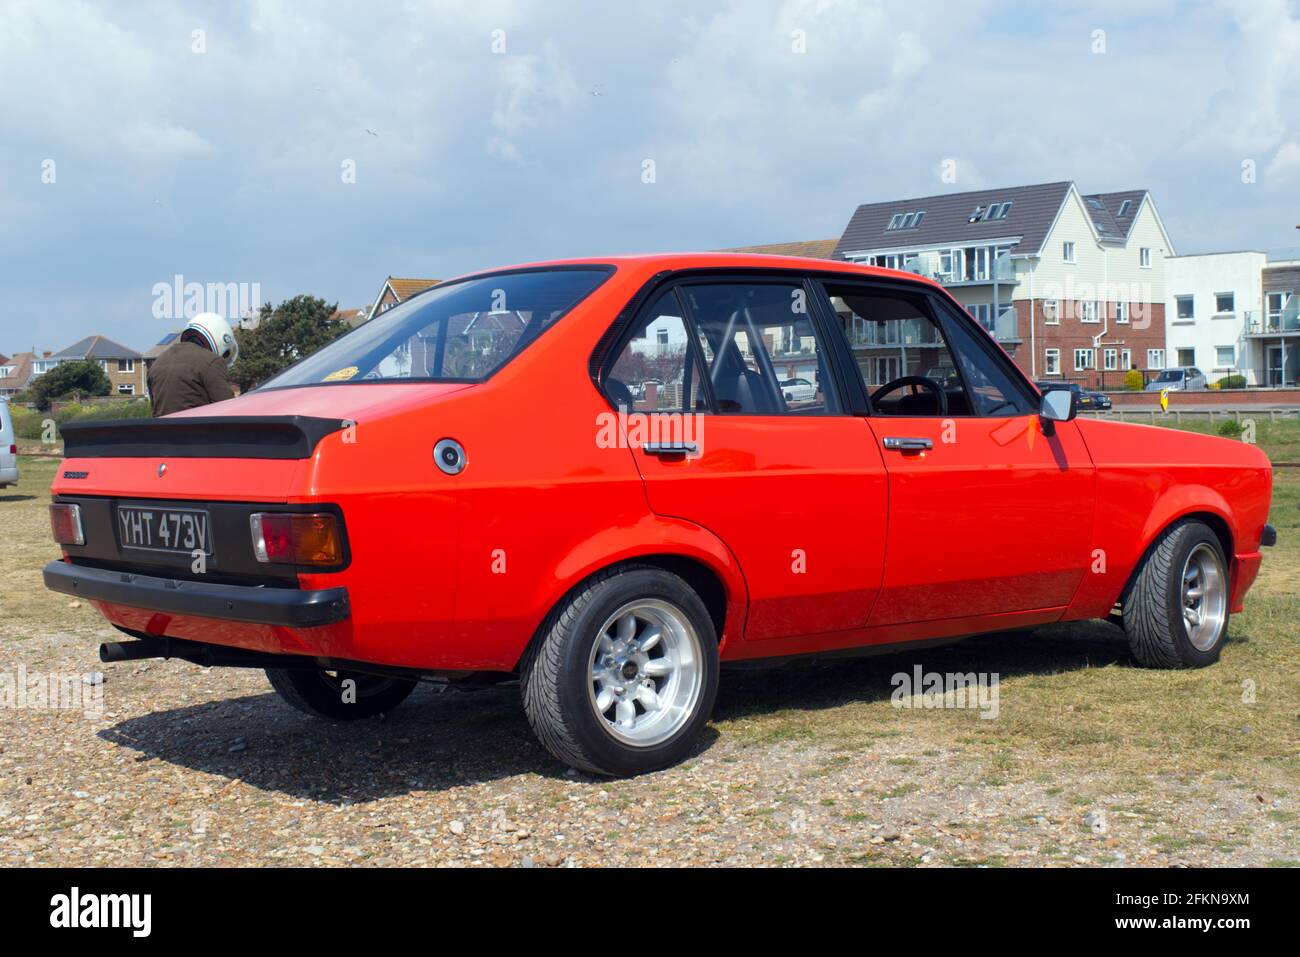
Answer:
1044, 349, 1061, 375
1042, 299, 1059, 325
1103, 348, 1118, 371
1215, 293, 1234, 314
1063, 241, 1076, 263
117, 359, 134, 373
1215, 345, 1235, 367
1079, 300, 1100, 323
1118, 199, 1132, 218
1074, 348, 1095, 371
1121, 348, 1132, 371
887, 210, 926, 230
117, 384, 135, 395
1177, 348, 1195, 367
1148, 349, 1166, 370
1139, 247, 1151, 268
1115, 302, 1129, 324
1175, 295, 1194, 320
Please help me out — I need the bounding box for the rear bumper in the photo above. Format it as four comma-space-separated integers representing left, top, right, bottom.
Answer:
0, 465, 17, 485
43, 560, 350, 627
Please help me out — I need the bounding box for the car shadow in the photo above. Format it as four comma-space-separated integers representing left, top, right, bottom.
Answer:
96, 620, 1153, 803
714, 619, 1137, 720
0, 494, 37, 503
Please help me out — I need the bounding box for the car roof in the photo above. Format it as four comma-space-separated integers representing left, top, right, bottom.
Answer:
434, 252, 947, 290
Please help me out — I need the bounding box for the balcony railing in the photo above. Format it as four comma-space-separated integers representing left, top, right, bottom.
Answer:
902, 251, 1016, 285
980, 306, 1019, 341
1246, 303, 1300, 335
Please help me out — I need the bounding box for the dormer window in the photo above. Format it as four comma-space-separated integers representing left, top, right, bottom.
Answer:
1117, 199, 1132, 217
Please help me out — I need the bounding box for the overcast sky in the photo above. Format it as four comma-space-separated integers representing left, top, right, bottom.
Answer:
2, 0, 1298, 353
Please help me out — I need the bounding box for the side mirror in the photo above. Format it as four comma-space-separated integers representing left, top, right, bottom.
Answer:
1039, 388, 1077, 434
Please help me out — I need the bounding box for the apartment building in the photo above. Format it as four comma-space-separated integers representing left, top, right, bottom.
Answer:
832, 181, 1176, 387
1256, 250, 1300, 386
1165, 248, 1300, 387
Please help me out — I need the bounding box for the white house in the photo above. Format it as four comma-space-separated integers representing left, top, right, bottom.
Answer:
1164, 251, 1266, 384
1165, 249, 1300, 387
833, 181, 1176, 386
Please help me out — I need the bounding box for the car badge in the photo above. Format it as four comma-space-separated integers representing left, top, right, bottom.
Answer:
158, 462, 167, 478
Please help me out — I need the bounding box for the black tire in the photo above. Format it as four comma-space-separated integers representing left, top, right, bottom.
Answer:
265, 667, 416, 720
520, 564, 720, 777
1122, 519, 1230, 668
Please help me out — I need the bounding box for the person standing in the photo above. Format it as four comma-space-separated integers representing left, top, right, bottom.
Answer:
148, 312, 239, 416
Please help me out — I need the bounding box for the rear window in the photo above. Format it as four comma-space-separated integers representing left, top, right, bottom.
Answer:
1155, 370, 1184, 382
261, 268, 612, 388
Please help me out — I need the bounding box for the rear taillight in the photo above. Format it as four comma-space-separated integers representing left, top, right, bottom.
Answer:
250, 512, 343, 566
49, 503, 85, 546
7, 444, 14, 454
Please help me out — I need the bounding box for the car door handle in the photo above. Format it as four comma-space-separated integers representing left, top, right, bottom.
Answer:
642, 442, 698, 457
882, 436, 933, 452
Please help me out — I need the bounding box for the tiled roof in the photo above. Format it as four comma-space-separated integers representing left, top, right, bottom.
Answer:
0, 352, 36, 392
719, 239, 839, 259
387, 278, 440, 300
51, 334, 143, 360
833, 181, 1075, 259
1081, 190, 1146, 241
144, 332, 181, 360
331, 307, 373, 329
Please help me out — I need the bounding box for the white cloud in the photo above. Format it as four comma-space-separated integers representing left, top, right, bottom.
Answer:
1266, 142, 1300, 183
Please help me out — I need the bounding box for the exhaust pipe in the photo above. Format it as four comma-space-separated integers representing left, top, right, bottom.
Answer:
100, 638, 171, 662
98, 636, 303, 668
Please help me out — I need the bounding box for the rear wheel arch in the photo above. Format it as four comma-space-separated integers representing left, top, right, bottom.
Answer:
514, 553, 732, 672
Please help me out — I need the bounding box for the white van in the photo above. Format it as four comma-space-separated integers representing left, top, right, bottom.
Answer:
0, 398, 18, 487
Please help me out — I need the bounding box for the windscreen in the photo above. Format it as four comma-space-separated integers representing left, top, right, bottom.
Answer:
260, 268, 612, 388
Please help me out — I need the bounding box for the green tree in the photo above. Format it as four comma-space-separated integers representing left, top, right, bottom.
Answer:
230, 295, 349, 391
30, 360, 111, 411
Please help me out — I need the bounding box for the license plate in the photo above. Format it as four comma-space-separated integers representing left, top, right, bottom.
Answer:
117, 506, 212, 556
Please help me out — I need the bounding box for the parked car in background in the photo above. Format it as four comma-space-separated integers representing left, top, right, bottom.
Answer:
1035, 381, 1111, 411
42, 254, 1275, 777
0, 398, 18, 488
1146, 367, 1207, 392
780, 377, 817, 403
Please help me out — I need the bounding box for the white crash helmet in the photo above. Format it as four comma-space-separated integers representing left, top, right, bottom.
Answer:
184, 312, 239, 368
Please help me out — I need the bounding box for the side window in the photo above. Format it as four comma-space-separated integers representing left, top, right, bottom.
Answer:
822, 282, 1028, 417
679, 282, 841, 415
605, 290, 706, 413
934, 302, 1032, 416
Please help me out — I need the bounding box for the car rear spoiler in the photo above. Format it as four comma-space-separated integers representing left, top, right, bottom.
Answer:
59, 415, 350, 460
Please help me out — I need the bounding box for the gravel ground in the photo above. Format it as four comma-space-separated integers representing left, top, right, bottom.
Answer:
2, 455, 1297, 867
2, 622, 1296, 868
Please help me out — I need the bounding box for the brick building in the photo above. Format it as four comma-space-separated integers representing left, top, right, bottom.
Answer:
45, 335, 147, 396
831, 181, 1176, 388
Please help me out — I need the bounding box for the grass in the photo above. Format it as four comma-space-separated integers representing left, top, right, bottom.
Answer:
716, 419, 1300, 790
2, 419, 1299, 824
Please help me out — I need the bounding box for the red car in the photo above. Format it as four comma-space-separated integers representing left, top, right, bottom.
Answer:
44, 255, 1275, 776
